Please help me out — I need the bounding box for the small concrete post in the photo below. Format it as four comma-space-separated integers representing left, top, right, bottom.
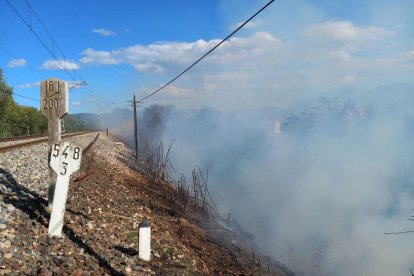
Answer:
138, 219, 151, 261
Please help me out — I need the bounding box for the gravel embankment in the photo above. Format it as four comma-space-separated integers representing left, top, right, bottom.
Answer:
0, 133, 110, 274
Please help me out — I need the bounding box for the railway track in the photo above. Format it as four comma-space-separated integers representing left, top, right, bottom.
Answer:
0, 134, 46, 143
0, 131, 92, 153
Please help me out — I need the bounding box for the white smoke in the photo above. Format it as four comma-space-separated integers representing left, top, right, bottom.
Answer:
136, 84, 414, 275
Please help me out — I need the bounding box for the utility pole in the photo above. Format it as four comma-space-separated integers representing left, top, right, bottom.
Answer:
133, 94, 138, 162
128, 95, 141, 162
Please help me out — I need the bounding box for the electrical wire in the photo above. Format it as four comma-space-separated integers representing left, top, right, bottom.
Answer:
0, 44, 47, 78
24, 0, 88, 85
5, 0, 110, 107
25, 0, 67, 61
6, 0, 100, 100
0, 87, 40, 102
4, 0, 79, 84
137, 0, 275, 102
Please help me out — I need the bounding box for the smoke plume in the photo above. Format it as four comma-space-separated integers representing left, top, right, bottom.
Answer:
128, 83, 414, 275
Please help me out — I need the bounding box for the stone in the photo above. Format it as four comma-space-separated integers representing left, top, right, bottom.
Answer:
132, 265, 143, 271
52, 255, 64, 265
1, 240, 11, 249
4, 258, 23, 268
0, 225, 6, 230
86, 221, 93, 230
0, 269, 13, 274
5, 234, 15, 240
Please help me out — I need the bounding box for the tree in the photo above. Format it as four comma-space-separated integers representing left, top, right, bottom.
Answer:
0, 68, 47, 137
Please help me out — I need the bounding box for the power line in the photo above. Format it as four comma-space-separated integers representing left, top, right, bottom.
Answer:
5, 0, 96, 97
12, 92, 40, 102
0, 87, 40, 102
25, 0, 67, 61
1, 43, 88, 94
1, 65, 34, 86
1, 44, 91, 103
4, 0, 79, 84
138, 0, 275, 102
5, 0, 110, 107
23, 0, 113, 107
0, 82, 104, 105
23, 0, 87, 85
0, 44, 47, 78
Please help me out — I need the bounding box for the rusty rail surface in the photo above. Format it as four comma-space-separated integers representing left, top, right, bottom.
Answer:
82, 133, 100, 155
73, 168, 96, 183
0, 131, 93, 153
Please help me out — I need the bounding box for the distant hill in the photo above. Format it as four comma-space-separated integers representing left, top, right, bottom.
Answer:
63, 113, 101, 132
63, 108, 133, 132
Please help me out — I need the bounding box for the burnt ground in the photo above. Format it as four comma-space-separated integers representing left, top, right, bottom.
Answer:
0, 134, 290, 275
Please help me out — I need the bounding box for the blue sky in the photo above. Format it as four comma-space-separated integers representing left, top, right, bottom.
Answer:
1, 0, 413, 113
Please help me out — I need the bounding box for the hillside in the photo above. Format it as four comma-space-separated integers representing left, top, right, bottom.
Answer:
0, 133, 289, 275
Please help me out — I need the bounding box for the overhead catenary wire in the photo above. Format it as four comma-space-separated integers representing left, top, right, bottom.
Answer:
4, 0, 79, 85
137, 0, 275, 102
24, 0, 89, 86
24, 0, 68, 62
0, 44, 47, 79
5, 0, 109, 104
1, 44, 84, 93
0, 67, 38, 89
0, 87, 40, 102
384, 230, 414, 235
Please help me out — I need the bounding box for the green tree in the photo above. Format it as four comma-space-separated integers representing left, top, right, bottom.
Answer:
0, 68, 47, 137
0, 68, 17, 137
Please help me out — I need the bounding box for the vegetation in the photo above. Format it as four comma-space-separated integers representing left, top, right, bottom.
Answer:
0, 68, 47, 138
62, 113, 101, 133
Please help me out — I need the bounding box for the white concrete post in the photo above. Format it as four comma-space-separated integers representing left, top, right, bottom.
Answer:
138, 220, 151, 261
48, 141, 82, 237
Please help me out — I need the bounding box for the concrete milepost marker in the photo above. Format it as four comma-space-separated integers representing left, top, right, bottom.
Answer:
40, 78, 68, 210
41, 78, 68, 141
48, 141, 82, 237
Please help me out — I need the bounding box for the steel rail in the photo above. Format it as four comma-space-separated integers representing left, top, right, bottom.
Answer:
0, 133, 45, 143
0, 131, 93, 153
